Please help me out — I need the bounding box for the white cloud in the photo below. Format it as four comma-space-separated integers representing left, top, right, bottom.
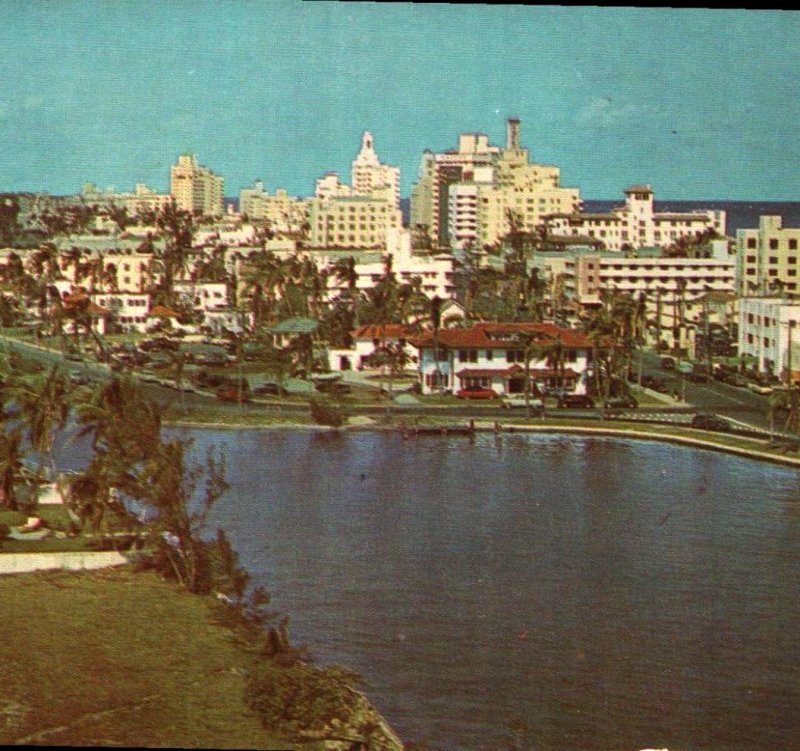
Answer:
576, 96, 650, 127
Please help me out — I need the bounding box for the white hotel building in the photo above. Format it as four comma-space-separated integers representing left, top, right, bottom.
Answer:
544, 185, 725, 252
738, 297, 800, 382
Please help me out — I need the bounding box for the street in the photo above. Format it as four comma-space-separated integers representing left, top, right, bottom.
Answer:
637, 351, 774, 432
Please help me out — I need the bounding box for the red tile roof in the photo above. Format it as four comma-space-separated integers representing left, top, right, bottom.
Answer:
61, 292, 109, 316
149, 304, 181, 319
410, 322, 591, 349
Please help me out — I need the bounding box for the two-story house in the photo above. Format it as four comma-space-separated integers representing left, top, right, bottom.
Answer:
411, 322, 593, 396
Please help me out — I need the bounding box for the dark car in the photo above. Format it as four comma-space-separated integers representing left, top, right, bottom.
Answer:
216, 385, 250, 403
604, 395, 639, 409
660, 356, 676, 370
557, 394, 595, 409
691, 413, 731, 432
641, 375, 669, 393
456, 386, 499, 399
315, 381, 352, 395
253, 382, 288, 397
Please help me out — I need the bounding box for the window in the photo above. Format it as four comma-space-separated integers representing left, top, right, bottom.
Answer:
790, 239, 798, 250
769, 257, 779, 264
746, 255, 756, 263
485, 350, 493, 361
459, 350, 477, 363
506, 349, 525, 363
770, 238, 779, 250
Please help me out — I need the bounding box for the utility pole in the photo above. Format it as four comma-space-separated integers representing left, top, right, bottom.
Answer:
704, 294, 712, 384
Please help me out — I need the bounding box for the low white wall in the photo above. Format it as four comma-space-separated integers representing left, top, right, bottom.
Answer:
0, 551, 129, 575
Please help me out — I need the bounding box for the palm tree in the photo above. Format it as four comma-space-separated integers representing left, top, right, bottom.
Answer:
6, 364, 70, 486
0, 428, 26, 511
155, 201, 196, 306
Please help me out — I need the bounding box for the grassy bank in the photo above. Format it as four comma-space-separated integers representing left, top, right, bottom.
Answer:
0, 566, 293, 748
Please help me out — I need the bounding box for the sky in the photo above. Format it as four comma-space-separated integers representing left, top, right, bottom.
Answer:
1, 2, 799, 201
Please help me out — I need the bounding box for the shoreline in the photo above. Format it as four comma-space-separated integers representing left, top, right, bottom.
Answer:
163, 415, 800, 469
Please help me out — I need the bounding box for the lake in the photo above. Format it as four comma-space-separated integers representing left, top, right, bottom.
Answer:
59, 428, 800, 749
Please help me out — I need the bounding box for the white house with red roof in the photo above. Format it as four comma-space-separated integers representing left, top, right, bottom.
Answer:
327, 323, 417, 372
410, 322, 593, 396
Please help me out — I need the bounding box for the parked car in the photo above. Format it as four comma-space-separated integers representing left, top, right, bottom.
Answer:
315, 381, 352, 395
456, 386, 499, 399
604, 395, 639, 409
557, 394, 595, 409
723, 373, 748, 387
253, 382, 288, 397
660, 356, 676, 370
747, 382, 774, 395
641, 375, 669, 393
691, 413, 731, 432
216, 385, 250, 402
501, 396, 544, 410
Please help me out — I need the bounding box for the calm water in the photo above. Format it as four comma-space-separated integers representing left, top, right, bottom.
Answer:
57, 429, 800, 749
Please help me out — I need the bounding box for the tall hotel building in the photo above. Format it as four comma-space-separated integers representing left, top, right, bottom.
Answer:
736, 215, 800, 298
308, 132, 402, 249
410, 118, 580, 249
170, 154, 224, 216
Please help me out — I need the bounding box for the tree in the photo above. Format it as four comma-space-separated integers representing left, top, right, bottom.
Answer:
0, 195, 22, 246
0, 428, 26, 511
138, 439, 229, 593
6, 364, 70, 484
155, 201, 196, 306
309, 397, 346, 428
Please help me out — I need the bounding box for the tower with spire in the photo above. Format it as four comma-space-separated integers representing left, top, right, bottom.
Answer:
351, 131, 400, 208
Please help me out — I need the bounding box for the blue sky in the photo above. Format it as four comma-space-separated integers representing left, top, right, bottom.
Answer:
1, 2, 798, 200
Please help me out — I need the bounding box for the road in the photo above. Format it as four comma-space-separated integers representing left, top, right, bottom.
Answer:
637, 351, 775, 433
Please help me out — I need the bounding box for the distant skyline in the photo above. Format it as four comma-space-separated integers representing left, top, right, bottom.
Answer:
1, 2, 799, 200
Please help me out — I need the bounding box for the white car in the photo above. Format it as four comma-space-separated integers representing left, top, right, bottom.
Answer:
501, 396, 544, 409
747, 382, 773, 395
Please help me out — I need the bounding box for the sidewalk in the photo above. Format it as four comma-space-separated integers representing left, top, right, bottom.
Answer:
0, 551, 130, 576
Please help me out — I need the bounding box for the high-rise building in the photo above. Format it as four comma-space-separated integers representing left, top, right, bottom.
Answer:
239, 180, 309, 233
308, 132, 402, 249
351, 131, 400, 208
737, 215, 800, 298
170, 153, 224, 216
410, 118, 579, 249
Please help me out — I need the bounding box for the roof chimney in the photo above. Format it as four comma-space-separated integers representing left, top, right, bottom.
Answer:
506, 117, 520, 150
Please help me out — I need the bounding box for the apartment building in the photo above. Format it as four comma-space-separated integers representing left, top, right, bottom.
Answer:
410, 118, 579, 249
238, 181, 309, 234
170, 153, 224, 216
563, 250, 735, 344
544, 185, 725, 252
80, 182, 172, 215
323, 228, 456, 301
92, 292, 150, 332
738, 296, 800, 381
736, 215, 800, 298
308, 190, 401, 249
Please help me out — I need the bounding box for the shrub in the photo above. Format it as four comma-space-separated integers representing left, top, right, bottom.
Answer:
244, 659, 362, 742
0, 522, 9, 541
308, 397, 346, 428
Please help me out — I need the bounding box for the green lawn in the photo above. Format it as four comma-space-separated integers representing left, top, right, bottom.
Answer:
0, 567, 293, 748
